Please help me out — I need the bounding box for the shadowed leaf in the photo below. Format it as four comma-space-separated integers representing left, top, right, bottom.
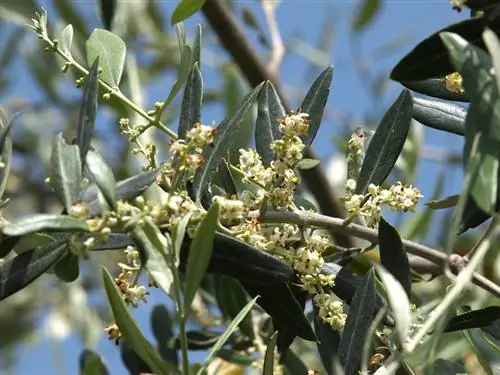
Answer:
402, 78, 469, 102
314, 303, 341, 375
412, 96, 466, 136
85, 150, 117, 211
356, 89, 413, 194
97, 0, 116, 30
54, 251, 80, 283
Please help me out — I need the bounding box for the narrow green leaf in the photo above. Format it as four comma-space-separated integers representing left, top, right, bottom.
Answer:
217, 158, 237, 197
131, 217, 174, 299
374, 264, 412, 345
426, 194, 460, 209
97, 0, 116, 30
80, 348, 110, 375
3, 214, 89, 236
353, 0, 381, 32
184, 203, 219, 310
87, 233, 134, 251
171, 0, 207, 25
442, 32, 500, 213
54, 251, 80, 283
76, 58, 99, 166
445, 306, 500, 333
339, 269, 377, 375
0, 109, 14, 200
300, 66, 333, 148
193, 83, 263, 201
390, 16, 500, 82
102, 267, 175, 375
378, 217, 411, 297
50, 133, 82, 212
313, 303, 341, 374
192, 24, 202, 66
180, 232, 295, 285
173, 212, 192, 267
59, 24, 74, 56
163, 45, 192, 113
178, 63, 203, 140
0, 239, 69, 301
120, 343, 152, 374
282, 347, 313, 375
255, 81, 284, 166
402, 79, 469, 102
263, 331, 279, 375
484, 28, 500, 95
85, 150, 117, 211
196, 296, 259, 375
356, 89, 413, 194
85, 29, 126, 88
412, 97, 466, 136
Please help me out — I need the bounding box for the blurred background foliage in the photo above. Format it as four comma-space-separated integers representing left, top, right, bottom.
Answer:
0, 0, 495, 374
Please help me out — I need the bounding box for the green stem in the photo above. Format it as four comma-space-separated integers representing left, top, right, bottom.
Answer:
172, 267, 190, 375
43, 37, 177, 139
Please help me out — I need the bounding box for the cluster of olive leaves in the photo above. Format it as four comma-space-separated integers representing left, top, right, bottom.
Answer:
2, 3, 500, 375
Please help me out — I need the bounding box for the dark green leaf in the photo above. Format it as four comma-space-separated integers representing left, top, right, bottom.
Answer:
178, 63, 203, 140
196, 296, 258, 375
282, 348, 310, 375
442, 32, 500, 214
0, 239, 68, 301
339, 269, 377, 375
131, 217, 174, 298
0, 109, 14, 200
314, 303, 341, 375
82, 168, 159, 204
54, 251, 79, 283
445, 306, 500, 332
85, 150, 116, 210
97, 0, 116, 30
50, 133, 82, 212
179, 232, 295, 285
87, 233, 134, 251
76, 58, 99, 166
102, 267, 176, 375
378, 217, 411, 297
86, 29, 126, 88
353, 0, 381, 32
171, 0, 207, 25
150, 304, 178, 364
429, 359, 467, 375
120, 343, 152, 375
215, 276, 252, 338
300, 66, 333, 148
402, 79, 469, 102
241, 281, 316, 341
390, 15, 500, 81
176, 330, 221, 350
217, 158, 237, 197
255, 81, 284, 166
3, 214, 89, 236
356, 89, 413, 194
412, 97, 465, 136
193, 83, 263, 201
192, 24, 202, 66
184, 203, 219, 310
217, 349, 254, 366
173, 213, 192, 268
426, 194, 460, 209
0, 235, 19, 258
79, 349, 109, 375
263, 331, 279, 375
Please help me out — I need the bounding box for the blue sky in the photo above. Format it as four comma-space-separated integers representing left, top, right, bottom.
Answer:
4, 1, 471, 374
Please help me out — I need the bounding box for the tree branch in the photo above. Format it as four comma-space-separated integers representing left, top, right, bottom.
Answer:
255, 209, 500, 298
201, 0, 353, 248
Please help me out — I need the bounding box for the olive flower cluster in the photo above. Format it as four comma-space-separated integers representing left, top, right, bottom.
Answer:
342, 179, 423, 227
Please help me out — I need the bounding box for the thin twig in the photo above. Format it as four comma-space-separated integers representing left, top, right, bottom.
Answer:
261, 0, 285, 75
202, 0, 353, 248
254, 209, 500, 298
